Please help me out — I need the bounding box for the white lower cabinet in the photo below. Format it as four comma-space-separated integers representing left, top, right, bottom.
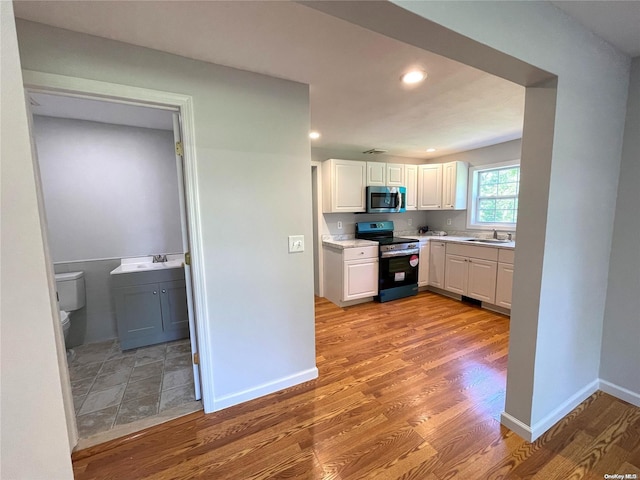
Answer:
428, 241, 446, 288
418, 241, 430, 287
444, 243, 498, 304
344, 258, 379, 300
323, 244, 378, 306
495, 249, 515, 309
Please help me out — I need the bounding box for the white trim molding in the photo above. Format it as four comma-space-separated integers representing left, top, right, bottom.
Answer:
21, 70, 216, 417
599, 380, 640, 407
500, 379, 628, 442
212, 368, 319, 411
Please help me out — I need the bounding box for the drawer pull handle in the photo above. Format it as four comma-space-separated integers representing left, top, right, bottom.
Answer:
153, 291, 157, 295
162, 289, 166, 293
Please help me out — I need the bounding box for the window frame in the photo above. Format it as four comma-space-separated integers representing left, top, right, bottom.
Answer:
466, 159, 520, 231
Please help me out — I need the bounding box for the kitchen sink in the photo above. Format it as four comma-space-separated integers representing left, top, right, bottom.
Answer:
466, 238, 512, 244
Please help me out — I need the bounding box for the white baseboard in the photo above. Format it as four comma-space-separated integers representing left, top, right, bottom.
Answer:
599, 379, 640, 407
500, 412, 532, 440
500, 379, 599, 442
212, 367, 319, 411
528, 379, 599, 441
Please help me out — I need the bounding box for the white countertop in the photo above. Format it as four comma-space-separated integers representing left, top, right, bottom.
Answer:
110, 254, 185, 275
323, 235, 515, 250
322, 238, 378, 250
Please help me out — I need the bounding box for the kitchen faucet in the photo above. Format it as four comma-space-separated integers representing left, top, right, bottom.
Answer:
493, 229, 498, 239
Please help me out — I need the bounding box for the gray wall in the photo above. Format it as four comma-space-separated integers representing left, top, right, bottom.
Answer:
601, 56, 640, 402
34, 115, 182, 262
387, 0, 630, 437
16, 19, 316, 410
1, 2, 75, 477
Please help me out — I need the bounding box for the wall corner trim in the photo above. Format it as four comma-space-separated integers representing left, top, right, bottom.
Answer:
212, 367, 319, 412
501, 379, 600, 442
599, 379, 640, 408
500, 411, 533, 441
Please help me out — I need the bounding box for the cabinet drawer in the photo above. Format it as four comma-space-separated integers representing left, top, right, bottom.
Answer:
343, 246, 378, 260
446, 243, 498, 261
498, 249, 515, 264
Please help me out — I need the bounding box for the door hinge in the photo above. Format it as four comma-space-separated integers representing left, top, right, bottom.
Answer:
185, 251, 191, 266
175, 141, 184, 157
193, 352, 199, 365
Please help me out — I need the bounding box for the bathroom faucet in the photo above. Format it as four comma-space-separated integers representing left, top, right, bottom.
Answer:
152, 254, 167, 263
493, 229, 498, 239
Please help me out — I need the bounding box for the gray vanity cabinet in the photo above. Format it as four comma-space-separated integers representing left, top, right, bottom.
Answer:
112, 268, 189, 350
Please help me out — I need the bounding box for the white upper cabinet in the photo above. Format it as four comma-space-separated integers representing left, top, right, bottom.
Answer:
418, 164, 443, 209
322, 159, 366, 213
405, 165, 418, 211
366, 162, 386, 186
442, 161, 469, 210
386, 163, 405, 187
367, 162, 405, 187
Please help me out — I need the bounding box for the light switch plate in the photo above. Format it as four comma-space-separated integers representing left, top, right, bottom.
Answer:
288, 235, 305, 253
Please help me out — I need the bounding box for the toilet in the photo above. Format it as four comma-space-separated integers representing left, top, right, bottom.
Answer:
54, 271, 86, 361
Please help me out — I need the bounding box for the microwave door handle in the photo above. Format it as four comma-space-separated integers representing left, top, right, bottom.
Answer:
397, 190, 402, 211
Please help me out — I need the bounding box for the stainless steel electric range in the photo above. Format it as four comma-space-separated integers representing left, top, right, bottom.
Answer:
355, 221, 420, 302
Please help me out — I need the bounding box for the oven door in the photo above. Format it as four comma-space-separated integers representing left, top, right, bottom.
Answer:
379, 249, 419, 292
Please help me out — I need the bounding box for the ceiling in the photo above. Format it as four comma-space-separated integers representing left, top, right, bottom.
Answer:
14, 1, 638, 160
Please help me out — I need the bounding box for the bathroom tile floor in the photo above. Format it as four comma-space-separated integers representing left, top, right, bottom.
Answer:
68, 338, 198, 439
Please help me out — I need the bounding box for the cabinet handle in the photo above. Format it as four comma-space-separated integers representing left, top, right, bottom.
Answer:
360, 252, 364, 255
162, 289, 166, 293
153, 291, 157, 295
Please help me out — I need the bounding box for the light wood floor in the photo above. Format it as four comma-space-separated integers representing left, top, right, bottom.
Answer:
72, 292, 640, 479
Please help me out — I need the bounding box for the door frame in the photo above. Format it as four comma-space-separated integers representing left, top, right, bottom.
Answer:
22, 70, 215, 429
311, 161, 324, 298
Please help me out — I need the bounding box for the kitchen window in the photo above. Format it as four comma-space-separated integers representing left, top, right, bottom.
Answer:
467, 160, 520, 230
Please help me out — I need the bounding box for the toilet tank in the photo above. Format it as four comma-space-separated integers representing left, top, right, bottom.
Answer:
54, 271, 86, 311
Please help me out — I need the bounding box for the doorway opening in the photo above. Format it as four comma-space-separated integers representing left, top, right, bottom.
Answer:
26, 87, 204, 447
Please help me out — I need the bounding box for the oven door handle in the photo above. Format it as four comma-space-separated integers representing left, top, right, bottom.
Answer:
380, 248, 420, 258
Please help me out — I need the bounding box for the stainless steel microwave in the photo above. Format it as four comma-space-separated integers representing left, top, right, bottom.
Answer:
366, 186, 406, 213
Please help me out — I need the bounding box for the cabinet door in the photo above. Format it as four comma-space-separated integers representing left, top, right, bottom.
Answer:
442, 162, 456, 209
367, 162, 386, 186
343, 258, 379, 301
405, 165, 418, 210
467, 258, 497, 303
114, 284, 163, 345
442, 161, 469, 210
495, 262, 514, 308
444, 254, 468, 295
159, 279, 189, 333
386, 163, 405, 187
418, 164, 443, 210
324, 159, 366, 212
428, 241, 446, 288
418, 242, 430, 286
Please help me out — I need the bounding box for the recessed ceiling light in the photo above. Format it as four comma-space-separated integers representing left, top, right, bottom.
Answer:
401, 70, 427, 84
426, 148, 437, 153
309, 131, 321, 140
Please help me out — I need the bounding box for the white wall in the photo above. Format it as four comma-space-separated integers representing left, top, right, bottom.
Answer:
16, 19, 317, 413
34, 115, 182, 262
387, 1, 630, 438
0, 3, 74, 478
601, 56, 640, 405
